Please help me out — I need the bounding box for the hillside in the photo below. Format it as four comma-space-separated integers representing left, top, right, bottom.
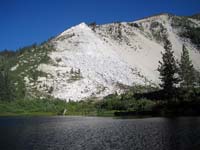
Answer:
4, 13, 200, 101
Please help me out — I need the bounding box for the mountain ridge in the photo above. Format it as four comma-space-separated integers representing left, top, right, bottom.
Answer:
5, 13, 200, 101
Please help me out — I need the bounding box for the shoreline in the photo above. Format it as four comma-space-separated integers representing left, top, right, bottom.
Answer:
1, 111, 200, 118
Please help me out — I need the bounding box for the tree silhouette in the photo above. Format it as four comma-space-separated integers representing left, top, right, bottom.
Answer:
158, 39, 179, 101
179, 45, 195, 101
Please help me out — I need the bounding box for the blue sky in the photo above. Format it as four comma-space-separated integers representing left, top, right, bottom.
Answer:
0, 0, 200, 50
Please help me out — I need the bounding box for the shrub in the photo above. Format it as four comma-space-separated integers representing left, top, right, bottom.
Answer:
180, 27, 200, 48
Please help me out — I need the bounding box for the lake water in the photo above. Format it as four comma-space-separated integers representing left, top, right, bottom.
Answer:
0, 116, 200, 150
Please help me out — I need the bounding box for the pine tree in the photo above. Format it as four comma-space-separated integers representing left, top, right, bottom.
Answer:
0, 58, 15, 101
179, 45, 195, 101
158, 39, 179, 101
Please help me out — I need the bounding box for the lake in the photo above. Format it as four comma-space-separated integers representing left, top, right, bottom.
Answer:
0, 116, 200, 150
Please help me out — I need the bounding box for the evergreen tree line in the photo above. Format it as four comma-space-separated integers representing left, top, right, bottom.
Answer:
0, 40, 200, 103
0, 44, 38, 101
158, 38, 200, 102
0, 55, 16, 101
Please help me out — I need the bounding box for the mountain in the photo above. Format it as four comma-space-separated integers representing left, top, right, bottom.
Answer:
191, 13, 200, 20
8, 13, 200, 101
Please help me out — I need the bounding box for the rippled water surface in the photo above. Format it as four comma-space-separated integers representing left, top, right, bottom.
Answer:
0, 116, 200, 150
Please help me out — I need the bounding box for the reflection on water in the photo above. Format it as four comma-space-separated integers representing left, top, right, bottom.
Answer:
0, 116, 200, 150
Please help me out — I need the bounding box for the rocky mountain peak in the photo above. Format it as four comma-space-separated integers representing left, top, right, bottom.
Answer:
10, 14, 200, 101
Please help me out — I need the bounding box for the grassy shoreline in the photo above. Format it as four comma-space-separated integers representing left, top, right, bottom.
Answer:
1, 110, 200, 117
0, 111, 116, 117
0, 112, 57, 117
1, 109, 200, 117
1, 90, 200, 117
0, 99, 116, 117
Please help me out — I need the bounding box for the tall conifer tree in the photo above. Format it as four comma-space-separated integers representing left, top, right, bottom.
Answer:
158, 39, 179, 101
179, 45, 195, 101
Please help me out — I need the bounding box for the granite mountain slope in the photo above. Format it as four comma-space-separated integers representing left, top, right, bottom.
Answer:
11, 13, 200, 101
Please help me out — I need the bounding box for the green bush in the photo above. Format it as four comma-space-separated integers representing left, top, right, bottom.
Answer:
95, 92, 156, 112
180, 27, 200, 48
0, 99, 67, 115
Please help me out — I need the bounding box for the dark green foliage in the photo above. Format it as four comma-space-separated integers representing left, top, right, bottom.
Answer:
191, 14, 200, 20
133, 23, 139, 28
150, 21, 167, 42
0, 50, 18, 68
88, 22, 97, 31
68, 68, 82, 82
194, 70, 200, 87
180, 27, 200, 48
0, 72, 15, 101
0, 42, 54, 102
0, 50, 16, 58
127, 22, 139, 28
158, 39, 179, 101
0, 58, 16, 101
15, 80, 26, 100
171, 16, 200, 48
127, 22, 144, 31
171, 16, 194, 28
179, 45, 195, 87
117, 23, 122, 40
0, 53, 18, 101
31, 70, 47, 81
96, 92, 155, 112
150, 21, 160, 28
16, 43, 37, 55
88, 22, 96, 26
97, 93, 127, 110
11, 43, 53, 97
0, 99, 67, 115
178, 45, 195, 101
48, 86, 54, 94
65, 100, 97, 116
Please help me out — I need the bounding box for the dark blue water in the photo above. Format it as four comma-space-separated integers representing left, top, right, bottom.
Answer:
0, 116, 200, 150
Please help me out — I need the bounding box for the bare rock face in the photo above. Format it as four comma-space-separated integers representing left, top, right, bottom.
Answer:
17, 14, 200, 101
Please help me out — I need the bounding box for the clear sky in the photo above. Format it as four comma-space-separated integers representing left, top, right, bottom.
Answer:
0, 0, 200, 50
